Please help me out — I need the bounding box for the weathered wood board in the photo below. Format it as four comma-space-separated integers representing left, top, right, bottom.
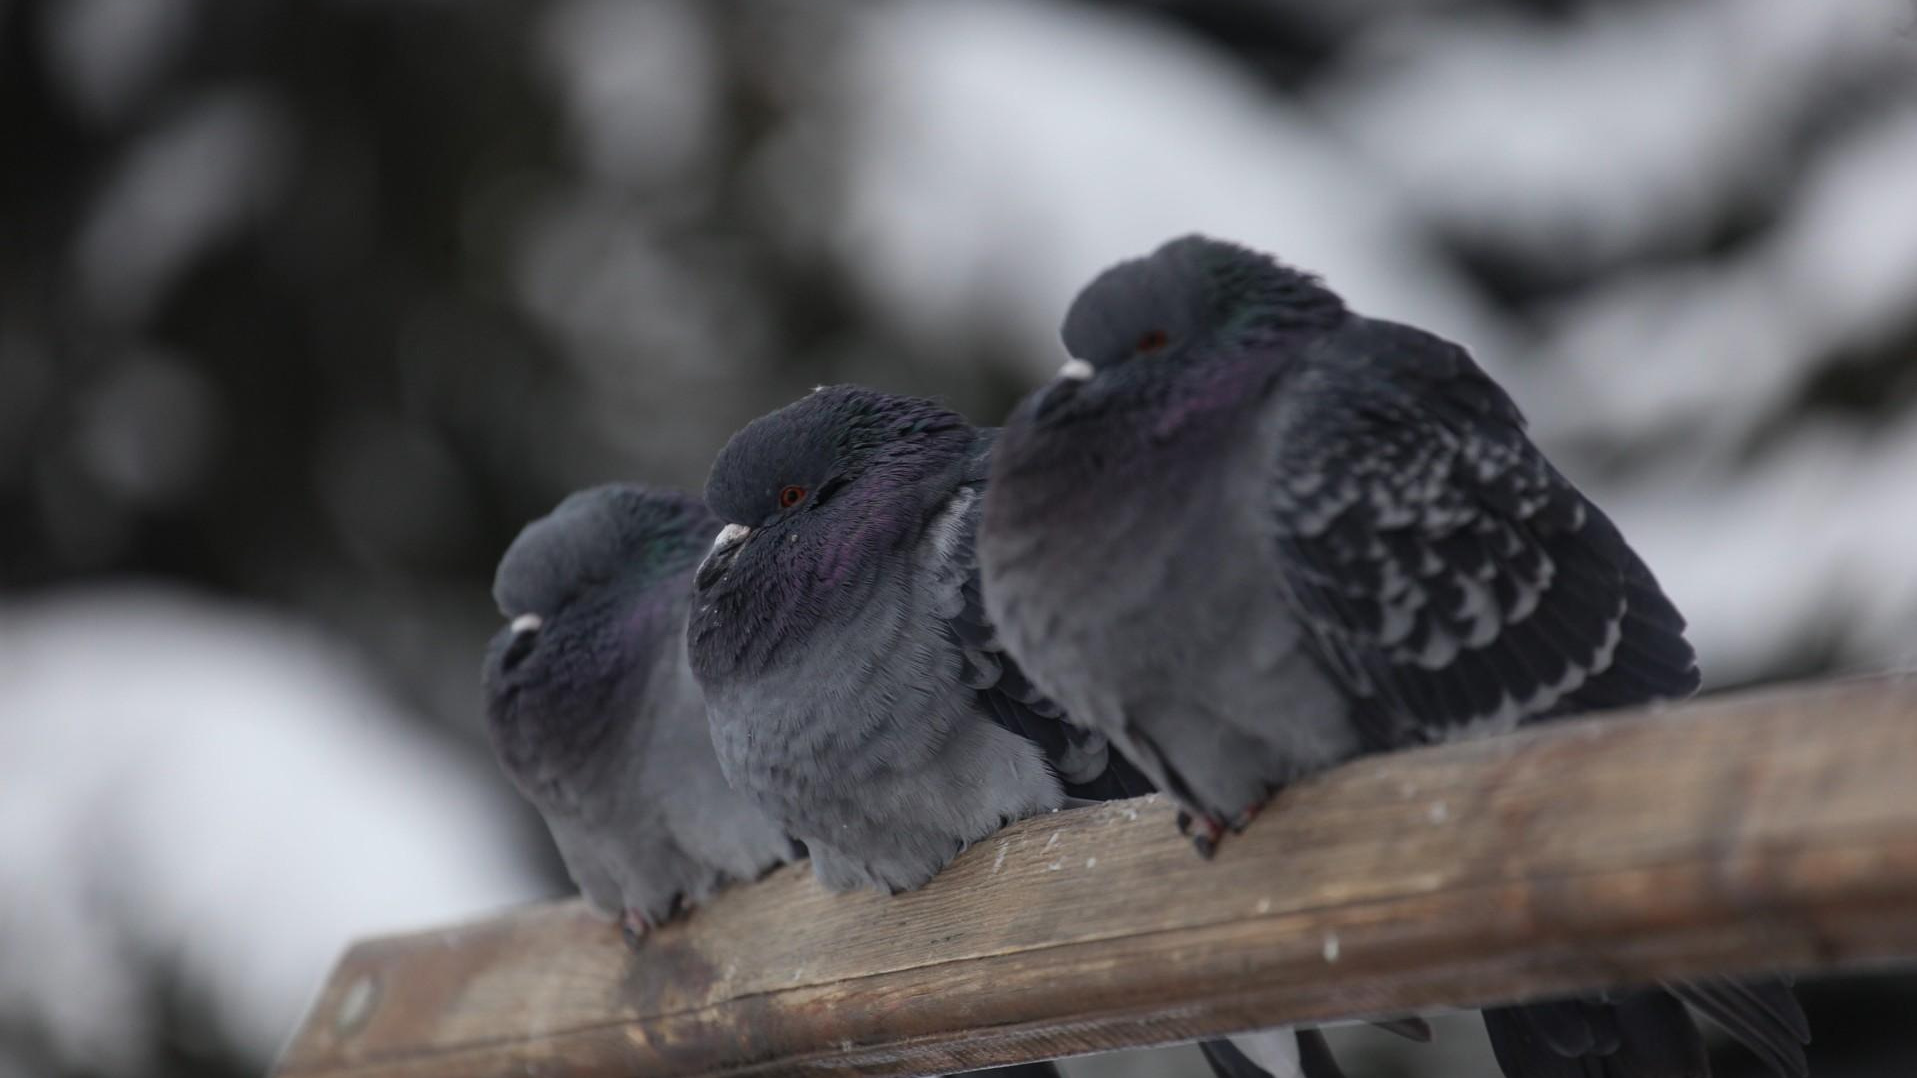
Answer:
276, 675, 1917, 1078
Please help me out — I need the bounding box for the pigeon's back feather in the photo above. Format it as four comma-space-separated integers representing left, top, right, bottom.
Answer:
933, 431, 1153, 801
1263, 316, 1698, 751
1258, 317, 1799, 1078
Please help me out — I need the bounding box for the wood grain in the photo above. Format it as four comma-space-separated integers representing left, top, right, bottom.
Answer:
274, 675, 1917, 1078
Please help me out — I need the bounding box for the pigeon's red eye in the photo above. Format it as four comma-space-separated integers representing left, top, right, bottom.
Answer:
779, 485, 808, 508
1136, 328, 1170, 353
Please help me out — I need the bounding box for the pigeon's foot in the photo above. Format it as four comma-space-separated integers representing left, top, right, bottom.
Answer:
1177, 809, 1228, 859
619, 909, 652, 952
1229, 797, 1270, 834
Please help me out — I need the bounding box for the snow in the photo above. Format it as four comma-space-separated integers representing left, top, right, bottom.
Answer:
44, 0, 193, 123
0, 587, 544, 1073
1539, 103, 1917, 454
832, 0, 1514, 378
1623, 420, 1917, 682
542, 0, 719, 188
1322, 0, 1916, 265
71, 91, 290, 325
1773, 103, 1917, 350
75, 350, 222, 509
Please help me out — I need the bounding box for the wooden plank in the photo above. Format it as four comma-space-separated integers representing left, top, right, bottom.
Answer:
275, 675, 1917, 1078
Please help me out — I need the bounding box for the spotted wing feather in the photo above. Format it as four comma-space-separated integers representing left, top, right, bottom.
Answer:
1265, 318, 1698, 750
928, 435, 1152, 801
1264, 319, 1808, 1078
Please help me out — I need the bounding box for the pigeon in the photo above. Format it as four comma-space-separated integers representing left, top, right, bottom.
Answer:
977, 234, 1810, 1078
482, 484, 799, 941
686, 385, 1416, 1078
686, 385, 1148, 895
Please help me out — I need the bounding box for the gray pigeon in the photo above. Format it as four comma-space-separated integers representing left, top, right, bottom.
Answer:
978, 235, 1811, 1078
686, 385, 1150, 895
482, 484, 799, 939
686, 385, 1416, 1078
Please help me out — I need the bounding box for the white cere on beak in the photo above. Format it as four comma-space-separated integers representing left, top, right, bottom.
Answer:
714, 522, 751, 549
510, 613, 543, 635
1057, 357, 1094, 382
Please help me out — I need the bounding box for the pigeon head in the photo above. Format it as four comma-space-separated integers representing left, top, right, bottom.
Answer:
1057, 234, 1344, 381
493, 484, 715, 622
691, 385, 974, 677
484, 484, 717, 766
703, 385, 972, 530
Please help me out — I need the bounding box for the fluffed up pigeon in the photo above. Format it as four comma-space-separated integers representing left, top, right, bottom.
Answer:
978, 234, 1811, 1078
686, 385, 1148, 895
482, 484, 799, 941
685, 384, 1420, 1078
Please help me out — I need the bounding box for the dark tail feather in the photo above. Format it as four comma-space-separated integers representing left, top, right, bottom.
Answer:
1062, 723, 1157, 800
1667, 977, 1811, 1078
1486, 993, 1706, 1078
1198, 1038, 1275, 1078
1297, 1029, 1347, 1078
1514, 999, 1619, 1056
1483, 1007, 1589, 1078
1370, 1016, 1434, 1042
1561, 548, 1701, 714
976, 684, 1155, 803
1198, 1029, 1349, 1078
1603, 992, 1710, 1078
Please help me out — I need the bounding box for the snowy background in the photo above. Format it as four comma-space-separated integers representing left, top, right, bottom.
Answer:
3, 1, 1915, 1076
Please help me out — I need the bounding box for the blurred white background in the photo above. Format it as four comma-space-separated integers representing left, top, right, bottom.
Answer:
2, 2, 1914, 1076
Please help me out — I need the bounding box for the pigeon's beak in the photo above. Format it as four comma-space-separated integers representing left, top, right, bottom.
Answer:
696, 523, 752, 590
497, 613, 543, 674
1032, 358, 1094, 421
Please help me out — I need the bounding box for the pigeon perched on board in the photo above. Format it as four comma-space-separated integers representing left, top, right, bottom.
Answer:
481, 484, 799, 941
977, 234, 1811, 1078
685, 385, 1429, 1078
686, 385, 1149, 895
